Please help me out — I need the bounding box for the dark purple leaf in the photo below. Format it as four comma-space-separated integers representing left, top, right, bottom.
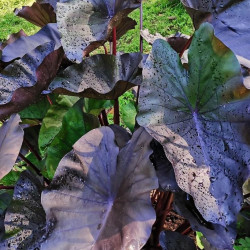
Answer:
0, 170, 45, 249
159, 231, 196, 250
49, 53, 143, 99
0, 30, 27, 51
1, 23, 61, 63
137, 23, 250, 228
181, 0, 250, 60
0, 114, 24, 179
41, 127, 158, 249
37, 0, 58, 10
0, 43, 64, 120
174, 192, 236, 250
109, 124, 132, 149
57, 0, 140, 62
15, 2, 56, 27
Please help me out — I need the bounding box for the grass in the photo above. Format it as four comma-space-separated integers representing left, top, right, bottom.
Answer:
0, 0, 193, 53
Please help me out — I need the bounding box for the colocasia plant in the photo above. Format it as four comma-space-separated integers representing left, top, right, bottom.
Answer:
0, 0, 249, 249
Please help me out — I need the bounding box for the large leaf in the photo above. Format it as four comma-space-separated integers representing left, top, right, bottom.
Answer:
41, 127, 158, 249
15, 2, 56, 27
181, 0, 250, 60
0, 170, 45, 249
0, 23, 61, 63
0, 114, 24, 179
44, 99, 99, 178
0, 43, 64, 120
49, 53, 143, 99
84, 98, 114, 116
39, 95, 79, 152
137, 23, 250, 227
57, 0, 140, 62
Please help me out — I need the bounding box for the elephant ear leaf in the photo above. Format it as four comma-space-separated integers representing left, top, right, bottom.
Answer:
57, 0, 140, 62
41, 127, 158, 250
137, 22, 250, 228
181, 0, 250, 60
49, 53, 143, 99
0, 114, 24, 179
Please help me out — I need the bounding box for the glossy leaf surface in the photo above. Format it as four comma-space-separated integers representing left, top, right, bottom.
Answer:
57, 0, 140, 62
137, 23, 250, 227
0, 114, 24, 179
41, 127, 158, 249
181, 0, 250, 60
49, 53, 143, 100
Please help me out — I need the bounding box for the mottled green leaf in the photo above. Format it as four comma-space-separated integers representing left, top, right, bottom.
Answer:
84, 98, 114, 116
121, 101, 137, 131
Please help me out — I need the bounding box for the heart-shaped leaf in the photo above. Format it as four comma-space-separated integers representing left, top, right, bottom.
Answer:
49, 53, 143, 100
0, 42, 64, 120
137, 23, 250, 227
181, 0, 250, 60
0, 170, 45, 249
15, 2, 56, 27
57, 0, 140, 62
41, 127, 158, 249
0, 114, 24, 180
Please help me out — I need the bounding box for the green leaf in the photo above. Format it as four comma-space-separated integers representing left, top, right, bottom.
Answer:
137, 22, 250, 231
19, 95, 56, 119
84, 98, 114, 116
38, 95, 79, 152
196, 232, 204, 249
234, 237, 250, 250
0, 170, 21, 186
45, 99, 99, 178
121, 101, 137, 131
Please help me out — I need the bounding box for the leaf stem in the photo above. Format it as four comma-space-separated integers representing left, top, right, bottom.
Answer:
101, 110, 109, 126
179, 35, 193, 58
0, 185, 14, 190
23, 138, 42, 161
46, 95, 53, 105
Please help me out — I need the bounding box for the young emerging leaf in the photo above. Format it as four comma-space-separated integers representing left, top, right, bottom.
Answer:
56, 0, 140, 62
137, 23, 250, 228
181, 0, 250, 60
49, 53, 143, 100
41, 127, 158, 249
0, 171, 45, 249
0, 114, 24, 179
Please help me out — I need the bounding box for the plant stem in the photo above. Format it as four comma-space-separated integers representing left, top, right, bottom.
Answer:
19, 153, 50, 185
103, 45, 108, 54
0, 185, 14, 190
23, 138, 42, 161
179, 35, 193, 58
112, 27, 119, 125
98, 114, 104, 126
175, 220, 192, 235
46, 95, 53, 105
101, 110, 109, 126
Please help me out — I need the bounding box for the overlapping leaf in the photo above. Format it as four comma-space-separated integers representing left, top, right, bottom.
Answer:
1, 23, 61, 63
0, 41, 64, 120
0, 171, 45, 249
49, 53, 143, 99
0, 114, 24, 179
181, 0, 250, 60
41, 127, 158, 249
15, 2, 56, 27
56, 0, 140, 62
137, 23, 250, 228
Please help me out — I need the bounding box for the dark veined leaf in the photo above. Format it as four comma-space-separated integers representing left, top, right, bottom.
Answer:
0, 42, 64, 120
44, 99, 99, 178
57, 0, 140, 62
37, 0, 57, 10
15, 2, 56, 27
1, 23, 61, 63
41, 127, 158, 249
39, 95, 79, 152
181, 0, 250, 60
0, 170, 45, 249
0, 114, 24, 179
109, 124, 132, 149
159, 231, 196, 250
49, 53, 143, 100
137, 23, 250, 227
174, 192, 236, 250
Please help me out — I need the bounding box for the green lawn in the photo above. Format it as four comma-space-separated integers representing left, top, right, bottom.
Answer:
0, 0, 193, 52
